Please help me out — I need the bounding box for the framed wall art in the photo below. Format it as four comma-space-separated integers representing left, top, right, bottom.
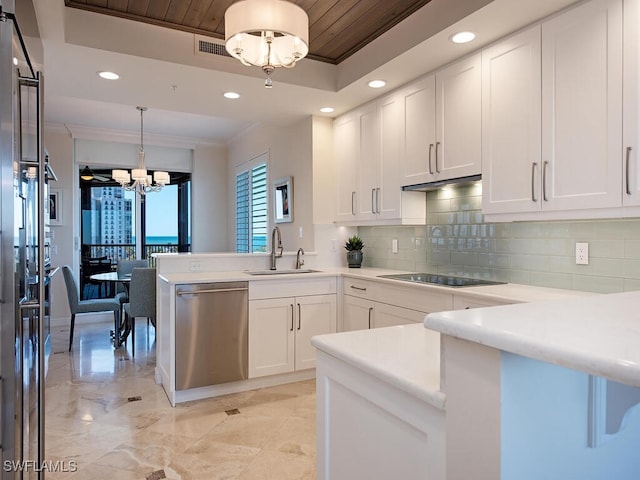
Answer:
273, 176, 293, 223
49, 189, 62, 225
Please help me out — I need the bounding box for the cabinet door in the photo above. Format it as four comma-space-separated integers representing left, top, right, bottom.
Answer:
248, 298, 295, 378
482, 26, 542, 215
401, 75, 437, 186
377, 92, 403, 220
295, 294, 337, 370
335, 112, 359, 222
541, 0, 623, 211
373, 303, 425, 329
624, 0, 640, 206
436, 53, 482, 180
356, 102, 379, 220
342, 294, 374, 332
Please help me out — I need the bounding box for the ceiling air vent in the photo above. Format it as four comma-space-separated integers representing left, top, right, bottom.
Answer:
196, 37, 231, 58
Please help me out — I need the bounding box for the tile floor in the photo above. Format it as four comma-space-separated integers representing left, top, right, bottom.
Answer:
45, 320, 317, 479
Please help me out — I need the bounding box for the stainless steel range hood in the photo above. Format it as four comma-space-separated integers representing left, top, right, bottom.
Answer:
402, 174, 481, 192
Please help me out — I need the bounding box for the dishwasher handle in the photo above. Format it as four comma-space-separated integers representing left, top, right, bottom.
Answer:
177, 286, 248, 296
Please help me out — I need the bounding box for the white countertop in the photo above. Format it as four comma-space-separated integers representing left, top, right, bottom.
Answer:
159, 266, 592, 304
311, 323, 445, 409
425, 291, 640, 387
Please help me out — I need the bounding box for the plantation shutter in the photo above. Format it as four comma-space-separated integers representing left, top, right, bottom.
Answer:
236, 170, 250, 253
250, 163, 268, 252
236, 161, 268, 253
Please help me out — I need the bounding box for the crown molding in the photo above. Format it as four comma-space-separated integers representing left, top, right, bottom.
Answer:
50, 122, 224, 149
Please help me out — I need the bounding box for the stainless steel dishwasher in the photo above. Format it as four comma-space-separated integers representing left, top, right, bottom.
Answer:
175, 282, 248, 390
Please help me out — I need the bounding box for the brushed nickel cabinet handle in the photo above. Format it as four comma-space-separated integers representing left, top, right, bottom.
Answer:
542, 161, 549, 202
351, 191, 356, 215
531, 162, 538, 202
290, 304, 294, 331
371, 188, 376, 214
626, 146, 633, 195
350, 285, 367, 291
428, 143, 434, 174
368, 307, 373, 329
376, 187, 381, 213
297, 303, 301, 330
435, 141, 441, 173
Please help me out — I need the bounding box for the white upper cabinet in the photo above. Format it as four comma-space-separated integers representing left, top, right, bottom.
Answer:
484, 0, 628, 221
334, 94, 426, 226
402, 75, 437, 186
401, 53, 482, 187
436, 53, 483, 181
624, 0, 640, 206
482, 26, 542, 215
541, 0, 622, 211
355, 102, 380, 220
334, 112, 358, 223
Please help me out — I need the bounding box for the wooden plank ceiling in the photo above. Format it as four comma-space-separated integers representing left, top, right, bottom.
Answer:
64, 0, 432, 64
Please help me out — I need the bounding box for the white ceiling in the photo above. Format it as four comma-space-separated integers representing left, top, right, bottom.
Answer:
26, 0, 579, 147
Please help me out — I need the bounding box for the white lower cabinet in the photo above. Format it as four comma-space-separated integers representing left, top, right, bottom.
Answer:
342, 295, 373, 331
341, 278, 453, 332
375, 303, 427, 328
249, 293, 336, 378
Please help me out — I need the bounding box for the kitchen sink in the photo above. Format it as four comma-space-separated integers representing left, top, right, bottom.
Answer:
245, 269, 321, 276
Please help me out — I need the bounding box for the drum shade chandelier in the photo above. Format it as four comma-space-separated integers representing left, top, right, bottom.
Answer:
224, 0, 309, 88
112, 106, 169, 195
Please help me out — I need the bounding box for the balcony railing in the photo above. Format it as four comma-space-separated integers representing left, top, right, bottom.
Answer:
82, 243, 189, 267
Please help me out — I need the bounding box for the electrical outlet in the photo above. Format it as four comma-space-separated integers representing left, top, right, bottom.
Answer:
575, 242, 589, 265
392, 239, 398, 254
331, 239, 337, 252
190, 261, 202, 272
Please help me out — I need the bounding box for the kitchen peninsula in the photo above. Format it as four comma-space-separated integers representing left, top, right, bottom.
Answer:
313, 289, 640, 480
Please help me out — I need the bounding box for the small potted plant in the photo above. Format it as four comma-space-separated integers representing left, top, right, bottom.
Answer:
345, 235, 365, 268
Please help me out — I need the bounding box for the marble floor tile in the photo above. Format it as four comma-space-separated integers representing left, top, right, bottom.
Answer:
45, 320, 317, 479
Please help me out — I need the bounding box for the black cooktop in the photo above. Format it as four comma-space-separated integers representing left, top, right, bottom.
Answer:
377, 273, 506, 288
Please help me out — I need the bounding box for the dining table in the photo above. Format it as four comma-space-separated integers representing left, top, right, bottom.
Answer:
89, 271, 132, 346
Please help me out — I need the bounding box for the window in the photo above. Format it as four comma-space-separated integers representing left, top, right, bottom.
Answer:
236, 156, 268, 253
79, 168, 191, 297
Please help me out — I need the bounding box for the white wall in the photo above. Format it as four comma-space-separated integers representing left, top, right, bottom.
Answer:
44, 127, 75, 322
227, 119, 316, 253
75, 139, 193, 171
192, 145, 227, 252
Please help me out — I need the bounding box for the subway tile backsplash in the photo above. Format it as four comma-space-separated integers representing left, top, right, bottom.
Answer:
359, 183, 640, 293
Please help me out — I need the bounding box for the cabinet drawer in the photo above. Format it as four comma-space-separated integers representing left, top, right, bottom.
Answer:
453, 294, 511, 310
249, 276, 337, 300
375, 283, 453, 313
343, 277, 376, 299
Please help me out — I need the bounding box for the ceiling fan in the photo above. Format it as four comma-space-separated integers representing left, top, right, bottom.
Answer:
80, 165, 111, 182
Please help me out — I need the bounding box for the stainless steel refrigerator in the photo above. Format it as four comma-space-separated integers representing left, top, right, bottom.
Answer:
1, 1, 50, 478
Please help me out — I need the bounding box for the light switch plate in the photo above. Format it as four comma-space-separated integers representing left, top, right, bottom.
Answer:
392, 239, 398, 254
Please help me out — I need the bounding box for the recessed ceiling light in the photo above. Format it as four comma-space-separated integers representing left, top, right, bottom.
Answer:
368, 80, 386, 89
224, 91, 240, 99
450, 31, 476, 44
320, 107, 334, 113
98, 71, 119, 80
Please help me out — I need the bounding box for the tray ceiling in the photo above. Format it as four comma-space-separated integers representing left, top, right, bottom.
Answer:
64, 0, 432, 64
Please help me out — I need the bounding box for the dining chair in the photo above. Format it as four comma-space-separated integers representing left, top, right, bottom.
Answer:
62, 266, 121, 351
115, 259, 149, 312
122, 267, 156, 357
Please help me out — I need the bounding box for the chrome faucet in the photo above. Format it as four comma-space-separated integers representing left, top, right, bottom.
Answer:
295, 248, 305, 269
270, 226, 283, 270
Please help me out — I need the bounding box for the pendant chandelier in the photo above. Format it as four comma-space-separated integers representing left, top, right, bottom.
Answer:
112, 106, 169, 195
224, 0, 309, 88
